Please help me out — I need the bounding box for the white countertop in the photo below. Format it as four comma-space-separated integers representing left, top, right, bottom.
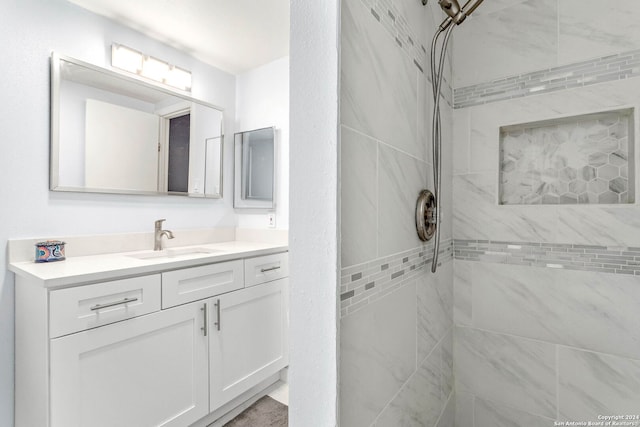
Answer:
9, 240, 288, 289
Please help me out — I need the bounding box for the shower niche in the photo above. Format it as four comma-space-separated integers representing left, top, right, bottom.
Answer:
499, 108, 635, 205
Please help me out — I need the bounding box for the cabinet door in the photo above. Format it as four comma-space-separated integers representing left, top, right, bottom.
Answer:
209, 278, 289, 411
50, 301, 209, 427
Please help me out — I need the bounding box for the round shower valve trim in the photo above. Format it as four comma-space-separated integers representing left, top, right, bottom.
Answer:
416, 189, 436, 242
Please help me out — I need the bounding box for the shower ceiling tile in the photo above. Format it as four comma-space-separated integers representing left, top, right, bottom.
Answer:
558, 347, 640, 421
454, 326, 557, 418
340, 0, 421, 160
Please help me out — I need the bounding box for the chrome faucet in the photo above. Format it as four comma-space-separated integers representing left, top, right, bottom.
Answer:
154, 219, 174, 251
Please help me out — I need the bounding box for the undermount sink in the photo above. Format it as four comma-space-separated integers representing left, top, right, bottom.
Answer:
127, 247, 222, 260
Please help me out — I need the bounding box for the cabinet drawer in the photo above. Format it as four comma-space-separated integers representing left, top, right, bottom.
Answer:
162, 260, 244, 308
244, 252, 289, 287
49, 275, 161, 338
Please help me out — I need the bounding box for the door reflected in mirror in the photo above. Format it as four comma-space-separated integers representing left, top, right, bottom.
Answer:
234, 127, 275, 209
51, 53, 224, 198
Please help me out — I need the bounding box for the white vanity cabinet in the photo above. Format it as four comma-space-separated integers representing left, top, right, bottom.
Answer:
209, 277, 289, 411
13, 248, 289, 427
50, 300, 209, 427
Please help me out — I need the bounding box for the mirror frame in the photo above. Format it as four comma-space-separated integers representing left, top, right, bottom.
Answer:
50, 52, 225, 198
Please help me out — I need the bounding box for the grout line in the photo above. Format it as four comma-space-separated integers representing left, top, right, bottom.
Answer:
556, 344, 560, 421
471, 393, 475, 427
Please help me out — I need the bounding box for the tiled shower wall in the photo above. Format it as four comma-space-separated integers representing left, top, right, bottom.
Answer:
451, 1, 640, 425
339, 0, 455, 425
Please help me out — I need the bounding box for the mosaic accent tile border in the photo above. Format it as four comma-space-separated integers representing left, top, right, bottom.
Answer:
454, 48, 640, 109
359, 0, 454, 106
500, 108, 634, 205
454, 239, 640, 276
360, 0, 427, 71
340, 239, 453, 317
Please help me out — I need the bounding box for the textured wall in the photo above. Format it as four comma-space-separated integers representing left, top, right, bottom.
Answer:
288, 0, 340, 425
451, 2, 640, 425
339, 0, 455, 425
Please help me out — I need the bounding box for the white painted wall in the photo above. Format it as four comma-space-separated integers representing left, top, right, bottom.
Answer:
0, 1, 239, 424
289, 0, 340, 425
235, 56, 290, 230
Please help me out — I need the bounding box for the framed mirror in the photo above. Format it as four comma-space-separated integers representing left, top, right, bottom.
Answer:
50, 53, 224, 198
233, 127, 276, 209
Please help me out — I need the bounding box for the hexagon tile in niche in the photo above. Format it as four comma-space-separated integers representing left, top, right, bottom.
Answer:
499, 108, 635, 205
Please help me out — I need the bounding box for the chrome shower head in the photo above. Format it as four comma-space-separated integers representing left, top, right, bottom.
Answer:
437, 0, 484, 30
439, 0, 463, 22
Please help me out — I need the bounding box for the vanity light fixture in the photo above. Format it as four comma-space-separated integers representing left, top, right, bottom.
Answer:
111, 43, 192, 92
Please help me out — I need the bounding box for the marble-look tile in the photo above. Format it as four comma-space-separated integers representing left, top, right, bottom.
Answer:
441, 328, 453, 400
418, 263, 453, 363
452, 173, 558, 241
473, 263, 640, 360
455, 326, 557, 418
375, 345, 442, 427
475, 398, 555, 427
559, 347, 640, 421
557, 206, 640, 246
341, 0, 421, 159
469, 107, 499, 174
452, 0, 558, 87
436, 393, 456, 427
559, 0, 640, 66
340, 282, 417, 427
455, 392, 474, 427
419, 73, 430, 165
453, 260, 472, 326
341, 126, 378, 268
439, 102, 455, 242
378, 143, 428, 257
453, 108, 470, 174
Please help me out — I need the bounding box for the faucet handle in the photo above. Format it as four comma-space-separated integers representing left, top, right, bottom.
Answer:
155, 219, 166, 229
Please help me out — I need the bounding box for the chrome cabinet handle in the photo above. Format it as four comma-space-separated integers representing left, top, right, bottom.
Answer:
214, 299, 221, 331
201, 303, 208, 336
260, 266, 281, 273
90, 297, 138, 311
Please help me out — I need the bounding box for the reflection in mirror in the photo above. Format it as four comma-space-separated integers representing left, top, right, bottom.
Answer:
205, 137, 223, 196
51, 53, 224, 198
234, 127, 276, 209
